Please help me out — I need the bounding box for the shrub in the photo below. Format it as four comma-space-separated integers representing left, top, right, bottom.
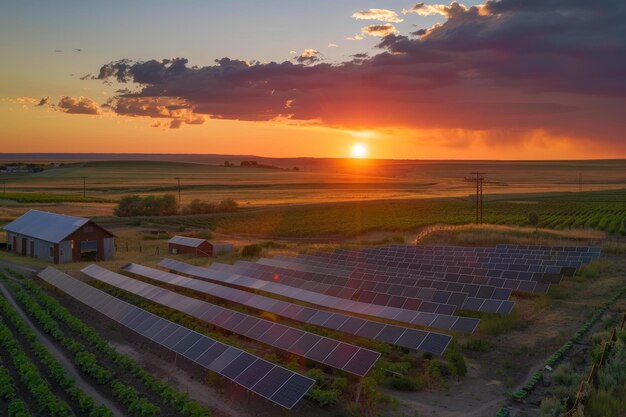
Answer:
463, 338, 491, 352
115, 194, 179, 217
241, 244, 262, 257
540, 396, 565, 417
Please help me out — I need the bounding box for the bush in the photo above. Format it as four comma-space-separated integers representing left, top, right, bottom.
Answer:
445, 350, 467, 380
540, 396, 565, 417
181, 198, 239, 215
241, 244, 262, 257
463, 338, 491, 352
115, 194, 179, 217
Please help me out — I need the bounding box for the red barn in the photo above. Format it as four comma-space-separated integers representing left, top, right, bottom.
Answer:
3, 210, 115, 264
168, 236, 234, 257
168, 235, 213, 257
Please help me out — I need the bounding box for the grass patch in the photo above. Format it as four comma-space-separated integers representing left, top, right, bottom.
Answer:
576, 259, 613, 279
459, 308, 522, 336
0, 192, 113, 203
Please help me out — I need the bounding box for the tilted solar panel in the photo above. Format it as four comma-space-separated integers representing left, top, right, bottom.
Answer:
37, 267, 314, 410
82, 264, 380, 376
126, 263, 454, 353
158, 258, 480, 334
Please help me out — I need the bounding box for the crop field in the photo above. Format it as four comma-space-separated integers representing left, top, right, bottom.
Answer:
1, 159, 626, 240
0, 270, 213, 417
107, 188, 626, 238
2, 159, 626, 207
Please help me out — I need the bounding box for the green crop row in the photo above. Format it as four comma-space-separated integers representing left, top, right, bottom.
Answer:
498, 284, 626, 415
0, 360, 32, 417
2, 280, 161, 417
0, 315, 73, 416
16, 278, 212, 417
0, 289, 113, 416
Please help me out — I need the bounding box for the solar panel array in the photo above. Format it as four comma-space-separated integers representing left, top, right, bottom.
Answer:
250, 258, 515, 314
158, 258, 480, 334
81, 264, 380, 377
37, 267, 315, 410
122, 263, 453, 354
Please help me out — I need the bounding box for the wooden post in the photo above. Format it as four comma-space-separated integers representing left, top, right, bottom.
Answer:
355, 377, 363, 404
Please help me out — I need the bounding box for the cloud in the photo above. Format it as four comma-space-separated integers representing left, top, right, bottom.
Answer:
402, 2, 468, 16
361, 24, 398, 37
11, 97, 39, 105
295, 49, 320, 64
37, 97, 51, 107
327, 43, 338, 48
57, 96, 101, 114
352, 9, 403, 23
346, 34, 364, 41
76, 0, 626, 147
105, 96, 205, 128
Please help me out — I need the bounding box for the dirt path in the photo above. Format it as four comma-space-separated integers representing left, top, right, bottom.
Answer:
0, 280, 127, 417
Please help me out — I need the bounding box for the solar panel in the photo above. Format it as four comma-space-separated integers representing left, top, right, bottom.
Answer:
82, 264, 380, 377
158, 259, 477, 336
123, 264, 449, 354
37, 266, 314, 410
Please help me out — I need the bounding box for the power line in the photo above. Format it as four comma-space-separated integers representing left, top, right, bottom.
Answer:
175, 177, 181, 202
465, 172, 485, 224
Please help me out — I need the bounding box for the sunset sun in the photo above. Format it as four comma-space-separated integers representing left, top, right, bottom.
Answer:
351, 142, 368, 159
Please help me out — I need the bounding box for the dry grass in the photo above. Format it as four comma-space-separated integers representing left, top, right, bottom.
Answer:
420, 224, 605, 247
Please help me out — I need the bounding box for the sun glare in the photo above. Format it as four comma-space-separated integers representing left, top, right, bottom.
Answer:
351, 142, 368, 158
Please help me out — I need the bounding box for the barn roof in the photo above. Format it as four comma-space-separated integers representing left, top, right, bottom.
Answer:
2, 210, 111, 244
168, 235, 208, 247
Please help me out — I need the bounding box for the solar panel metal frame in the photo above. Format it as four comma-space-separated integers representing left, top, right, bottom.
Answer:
37, 266, 314, 410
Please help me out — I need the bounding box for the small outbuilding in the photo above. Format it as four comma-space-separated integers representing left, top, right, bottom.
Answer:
168, 235, 233, 257
3, 210, 115, 264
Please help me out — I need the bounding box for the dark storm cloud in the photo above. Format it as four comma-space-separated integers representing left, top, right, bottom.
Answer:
87, 0, 626, 142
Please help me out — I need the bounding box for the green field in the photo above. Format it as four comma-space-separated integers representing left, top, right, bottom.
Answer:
100, 188, 626, 237
2, 159, 626, 238
2, 159, 626, 206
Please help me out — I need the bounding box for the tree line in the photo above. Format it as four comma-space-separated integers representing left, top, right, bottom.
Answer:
114, 194, 239, 217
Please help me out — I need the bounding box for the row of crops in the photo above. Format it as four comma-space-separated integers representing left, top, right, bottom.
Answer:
137, 192, 626, 237
0, 270, 213, 417
487, 200, 626, 235
495, 284, 626, 417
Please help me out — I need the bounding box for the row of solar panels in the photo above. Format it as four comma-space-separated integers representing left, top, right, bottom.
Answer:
251, 258, 517, 313
38, 267, 315, 410
393, 244, 603, 254
158, 258, 480, 333
266, 252, 569, 285
241, 258, 552, 296
216, 260, 515, 314
121, 263, 454, 353
81, 264, 381, 377
263, 255, 565, 284
286, 253, 571, 277
328, 245, 601, 264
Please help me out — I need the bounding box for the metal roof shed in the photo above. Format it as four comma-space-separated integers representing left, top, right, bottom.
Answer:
2, 210, 115, 264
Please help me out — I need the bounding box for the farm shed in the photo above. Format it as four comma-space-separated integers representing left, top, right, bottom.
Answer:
168, 236, 233, 257
2, 210, 115, 264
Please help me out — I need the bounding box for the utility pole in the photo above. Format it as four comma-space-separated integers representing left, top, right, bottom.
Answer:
465, 172, 485, 224
579, 173, 582, 192
81, 176, 86, 197
175, 177, 181, 203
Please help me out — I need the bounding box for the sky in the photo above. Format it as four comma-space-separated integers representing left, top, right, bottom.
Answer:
1, 0, 625, 159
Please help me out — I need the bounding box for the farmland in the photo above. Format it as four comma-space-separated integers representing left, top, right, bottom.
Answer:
102, 188, 626, 238
1, 158, 626, 239
0, 269, 213, 417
